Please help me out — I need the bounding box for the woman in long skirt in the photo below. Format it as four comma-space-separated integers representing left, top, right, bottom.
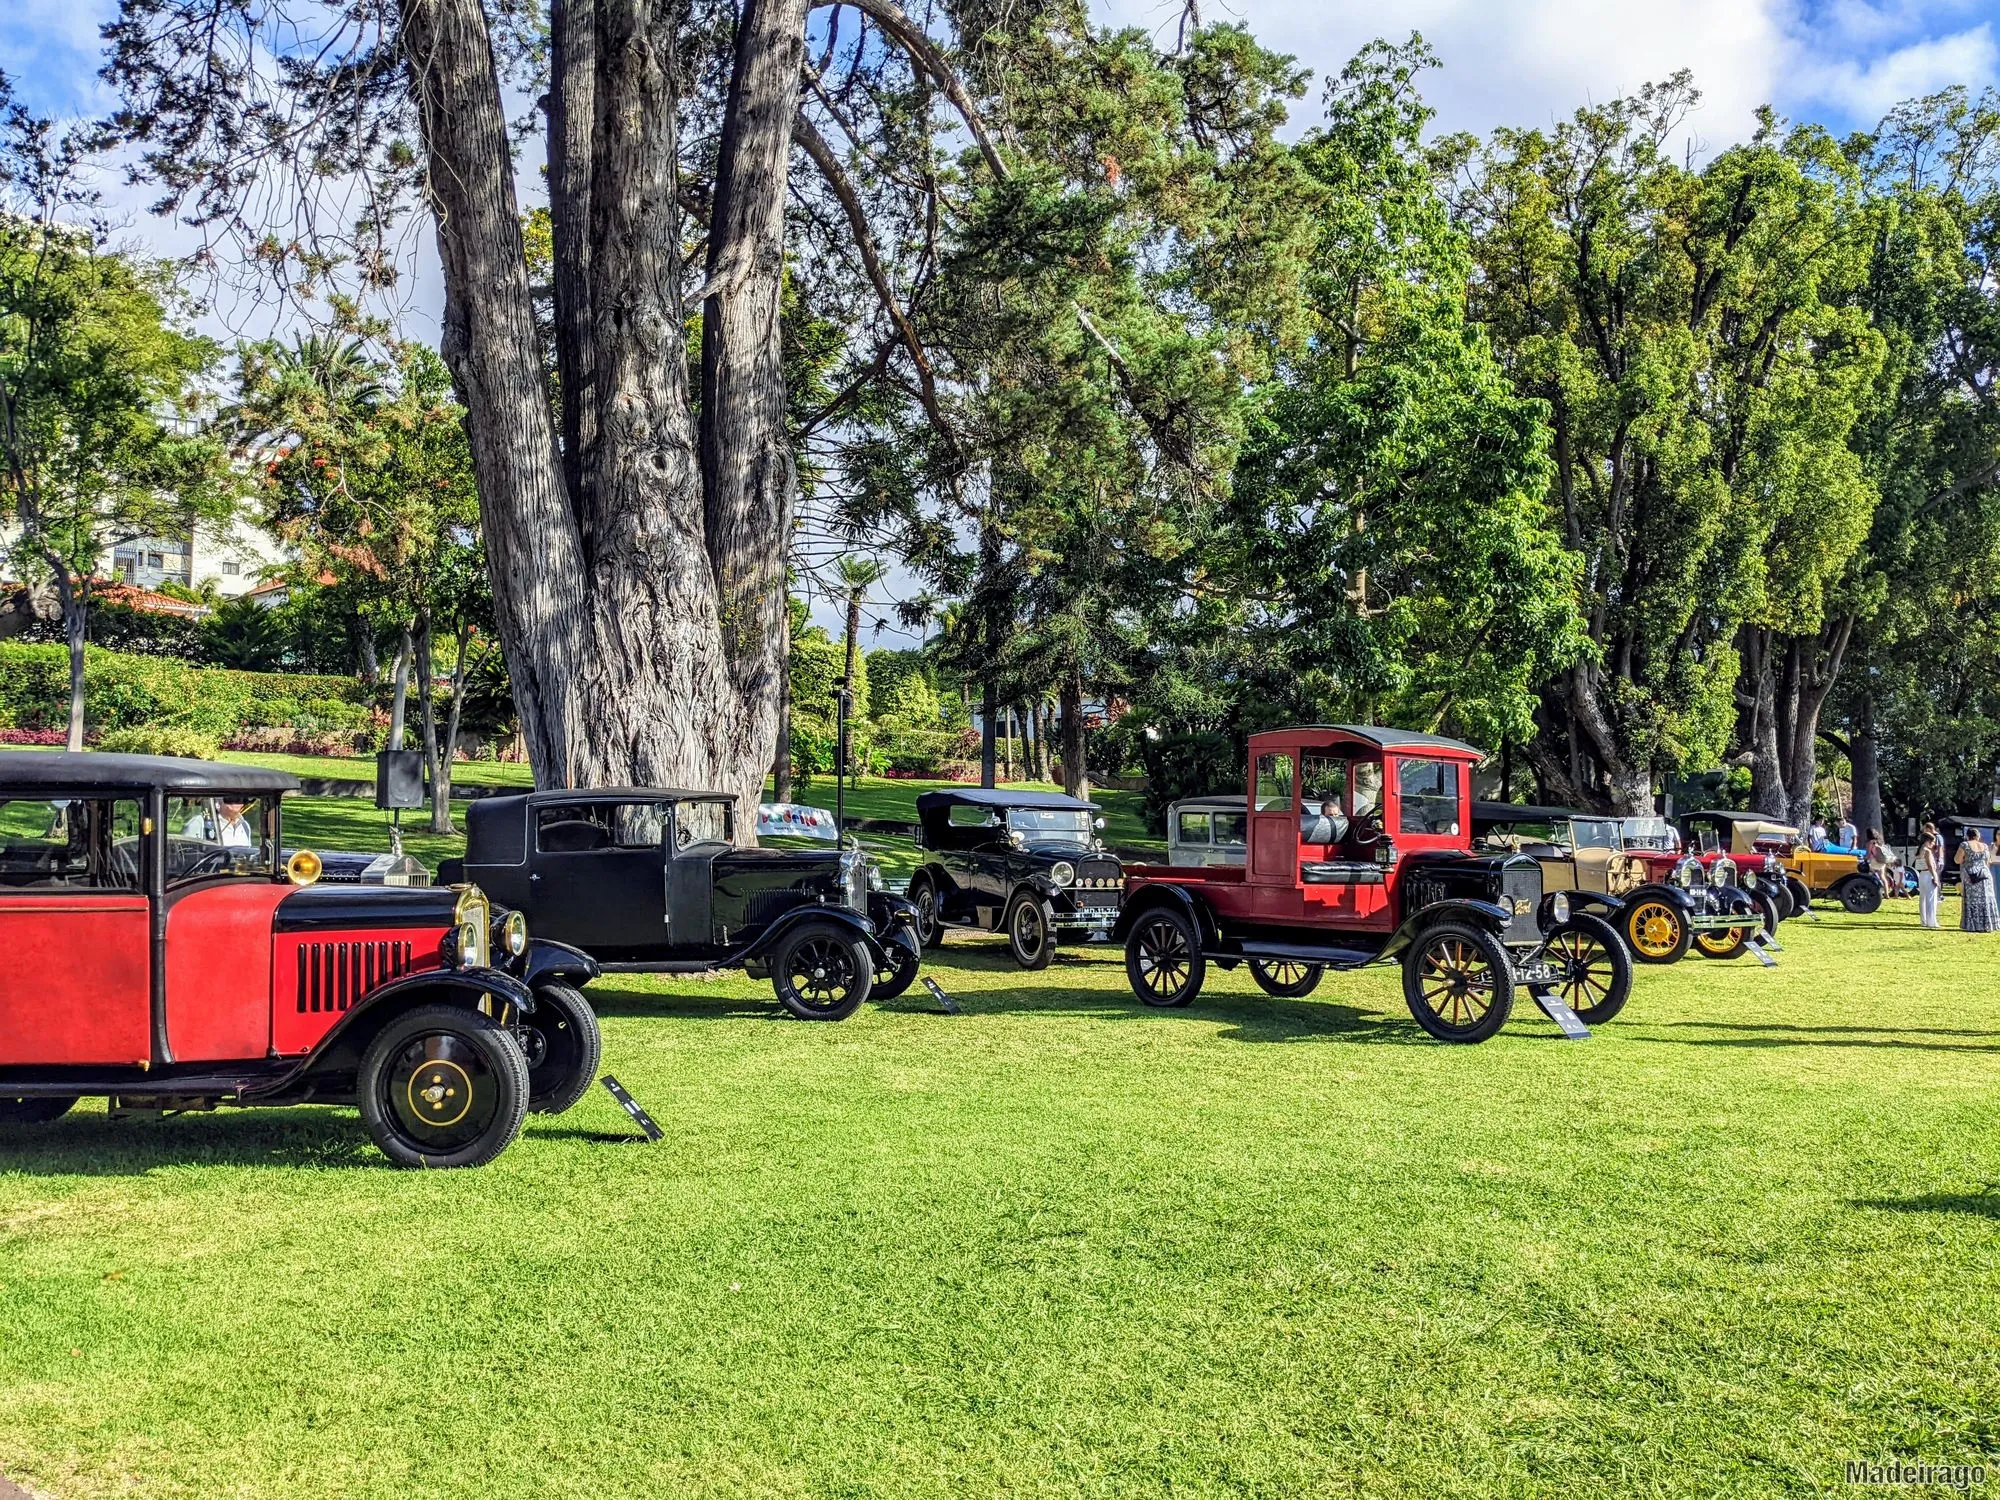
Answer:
1959, 829, 1999, 932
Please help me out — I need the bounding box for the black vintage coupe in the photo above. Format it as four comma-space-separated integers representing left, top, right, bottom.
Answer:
907, 789, 1124, 968
439, 789, 921, 1021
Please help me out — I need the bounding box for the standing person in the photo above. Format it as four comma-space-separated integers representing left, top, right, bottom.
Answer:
1959, 827, 1998, 933
1916, 822, 1944, 929
1837, 813, 1859, 850
1808, 816, 1828, 851
1865, 829, 1895, 899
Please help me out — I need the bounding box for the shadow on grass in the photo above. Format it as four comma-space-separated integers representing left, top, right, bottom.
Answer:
0, 1109, 384, 1176
1855, 1188, 2000, 1218
1633, 1019, 2000, 1053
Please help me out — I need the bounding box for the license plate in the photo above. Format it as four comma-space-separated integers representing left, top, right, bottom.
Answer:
1515, 960, 1562, 987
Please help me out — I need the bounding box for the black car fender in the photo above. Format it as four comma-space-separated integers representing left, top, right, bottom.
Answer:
1111, 883, 1218, 951
517, 938, 601, 990
868, 890, 920, 936
1551, 890, 1621, 923
1708, 884, 1758, 917
1621, 882, 1697, 915
244, 965, 538, 1101
736, 904, 885, 967
1379, 897, 1512, 961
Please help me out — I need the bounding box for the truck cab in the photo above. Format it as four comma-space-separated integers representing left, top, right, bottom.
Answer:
1115, 727, 1632, 1041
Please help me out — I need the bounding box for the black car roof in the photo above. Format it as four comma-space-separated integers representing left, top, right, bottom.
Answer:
916, 788, 1099, 814
0, 751, 300, 794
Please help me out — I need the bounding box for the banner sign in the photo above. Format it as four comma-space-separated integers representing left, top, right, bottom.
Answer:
757, 802, 839, 841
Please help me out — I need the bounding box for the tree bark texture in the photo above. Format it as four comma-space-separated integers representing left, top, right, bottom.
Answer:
771, 609, 793, 801
397, 0, 803, 829
1850, 695, 1883, 841
1060, 673, 1087, 799
58, 576, 86, 753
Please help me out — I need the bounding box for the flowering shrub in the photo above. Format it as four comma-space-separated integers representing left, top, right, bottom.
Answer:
0, 727, 71, 745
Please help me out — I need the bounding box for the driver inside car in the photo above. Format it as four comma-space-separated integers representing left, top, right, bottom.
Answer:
185, 796, 257, 849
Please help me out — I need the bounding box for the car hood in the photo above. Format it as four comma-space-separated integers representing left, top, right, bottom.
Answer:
273, 882, 464, 932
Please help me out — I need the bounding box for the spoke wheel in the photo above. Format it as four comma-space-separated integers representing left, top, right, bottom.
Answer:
1622, 899, 1689, 964
1692, 925, 1750, 959
772, 925, 873, 1021
910, 878, 944, 949
1838, 877, 1883, 914
1402, 922, 1514, 1043
359, 1004, 528, 1169
1124, 908, 1205, 1008
1532, 913, 1631, 1024
1006, 892, 1055, 970
873, 931, 921, 1000
0, 1096, 77, 1125
522, 982, 602, 1115
1249, 959, 1323, 998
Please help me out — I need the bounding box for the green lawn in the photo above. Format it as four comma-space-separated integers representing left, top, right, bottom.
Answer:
4, 900, 1998, 1498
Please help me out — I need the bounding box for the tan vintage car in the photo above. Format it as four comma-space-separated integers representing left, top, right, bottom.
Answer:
1471, 802, 1745, 963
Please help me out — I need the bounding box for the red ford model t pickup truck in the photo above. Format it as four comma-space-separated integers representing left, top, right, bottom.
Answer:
0, 753, 601, 1166
1112, 727, 1633, 1042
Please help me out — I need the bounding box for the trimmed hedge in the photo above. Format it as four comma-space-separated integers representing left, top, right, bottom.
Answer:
0, 643, 368, 738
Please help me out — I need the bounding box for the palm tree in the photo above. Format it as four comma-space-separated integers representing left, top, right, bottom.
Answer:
834, 553, 886, 776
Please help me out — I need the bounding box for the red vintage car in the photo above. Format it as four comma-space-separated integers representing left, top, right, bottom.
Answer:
0, 754, 602, 1167
1113, 727, 1633, 1042
1617, 816, 1783, 958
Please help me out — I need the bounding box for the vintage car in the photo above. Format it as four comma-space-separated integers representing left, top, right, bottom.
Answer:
1113, 727, 1633, 1042
1678, 809, 1872, 913
439, 788, 921, 1021
907, 789, 1123, 968
1167, 795, 1249, 867
0, 753, 601, 1168
1468, 802, 1756, 963
1673, 810, 1815, 916
1612, 816, 1780, 958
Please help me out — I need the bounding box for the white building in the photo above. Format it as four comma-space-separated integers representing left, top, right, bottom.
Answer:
4, 514, 290, 600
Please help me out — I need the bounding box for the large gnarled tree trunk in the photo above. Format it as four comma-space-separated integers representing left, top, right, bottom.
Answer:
396, 0, 803, 827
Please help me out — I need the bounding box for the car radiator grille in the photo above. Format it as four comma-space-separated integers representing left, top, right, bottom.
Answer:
297, 939, 415, 1014
1501, 863, 1543, 944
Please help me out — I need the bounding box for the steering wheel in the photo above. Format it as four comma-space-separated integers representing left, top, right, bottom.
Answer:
1349, 812, 1384, 847
182, 848, 233, 877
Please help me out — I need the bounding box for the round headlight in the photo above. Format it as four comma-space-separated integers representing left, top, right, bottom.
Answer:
1551, 892, 1571, 925
1673, 856, 1700, 888
1714, 857, 1739, 885
502, 909, 528, 957
1051, 861, 1075, 887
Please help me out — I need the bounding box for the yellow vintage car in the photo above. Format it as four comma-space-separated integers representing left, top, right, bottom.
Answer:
1675, 810, 1874, 914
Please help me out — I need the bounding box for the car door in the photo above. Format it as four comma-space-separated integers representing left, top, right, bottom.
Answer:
528, 799, 671, 960
0, 794, 152, 1066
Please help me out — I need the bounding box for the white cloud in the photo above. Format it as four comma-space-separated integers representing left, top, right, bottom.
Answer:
1793, 24, 1998, 120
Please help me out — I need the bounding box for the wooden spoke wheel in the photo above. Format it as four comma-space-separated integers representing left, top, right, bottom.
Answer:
1691, 924, 1751, 960
359, 1004, 529, 1169
1249, 959, 1324, 998
772, 925, 874, 1021
1401, 922, 1514, 1043
1532, 913, 1631, 1024
1622, 898, 1690, 964
1124, 907, 1205, 1008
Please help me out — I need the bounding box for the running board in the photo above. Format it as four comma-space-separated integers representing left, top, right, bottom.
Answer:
1224, 938, 1388, 970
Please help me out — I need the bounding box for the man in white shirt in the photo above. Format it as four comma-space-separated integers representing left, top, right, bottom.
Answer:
1837, 816, 1858, 850
185, 798, 257, 849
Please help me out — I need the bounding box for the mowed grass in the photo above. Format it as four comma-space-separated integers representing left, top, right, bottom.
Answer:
4, 900, 1998, 1499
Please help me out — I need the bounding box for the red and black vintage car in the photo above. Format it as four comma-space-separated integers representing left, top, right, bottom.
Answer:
0, 754, 601, 1167
1113, 727, 1633, 1043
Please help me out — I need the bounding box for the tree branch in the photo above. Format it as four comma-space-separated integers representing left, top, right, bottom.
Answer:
813, 0, 1009, 183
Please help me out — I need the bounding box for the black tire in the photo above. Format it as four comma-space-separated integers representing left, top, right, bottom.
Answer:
1786, 875, 1813, 914
873, 930, 922, 1001
1750, 886, 1781, 938
1837, 876, 1883, 915
1767, 880, 1794, 921
909, 876, 945, 950
1533, 913, 1631, 1025
771, 923, 874, 1021
1690, 923, 1751, 960
1249, 959, 1323, 998
1402, 922, 1515, 1043
1621, 896, 1691, 964
358, 1004, 529, 1169
1124, 906, 1205, 1008
1005, 891, 1056, 970
0, 1096, 78, 1125
521, 982, 602, 1115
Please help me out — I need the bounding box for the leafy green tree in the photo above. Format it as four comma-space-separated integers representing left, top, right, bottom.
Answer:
1449, 76, 1883, 815
0, 78, 233, 748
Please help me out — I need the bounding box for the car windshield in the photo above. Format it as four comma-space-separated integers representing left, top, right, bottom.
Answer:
164, 794, 279, 884
1622, 818, 1678, 851
1571, 819, 1621, 850
1006, 807, 1093, 845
